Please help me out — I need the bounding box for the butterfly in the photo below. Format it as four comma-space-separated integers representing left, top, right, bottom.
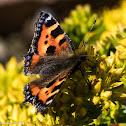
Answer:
22, 11, 91, 113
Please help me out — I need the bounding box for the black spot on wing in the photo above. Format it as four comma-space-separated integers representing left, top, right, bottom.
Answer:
46, 35, 49, 38
51, 84, 62, 93
44, 13, 50, 18
44, 41, 48, 44
45, 18, 57, 27
59, 76, 66, 81
46, 46, 56, 55
46, 80, 55, 88
51, 25, 64, 38
46, 94, 56, 103
59, 37, 66, 46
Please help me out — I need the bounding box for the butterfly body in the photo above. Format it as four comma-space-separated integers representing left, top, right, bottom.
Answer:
23, 11, 84, 113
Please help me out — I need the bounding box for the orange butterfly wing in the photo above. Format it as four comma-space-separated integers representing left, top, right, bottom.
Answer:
23, 73, 67, 113
32, 11, 74, 56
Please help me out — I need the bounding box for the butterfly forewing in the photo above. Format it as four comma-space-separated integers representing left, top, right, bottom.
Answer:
23, 11, 76, 76
32, 11, 75, 56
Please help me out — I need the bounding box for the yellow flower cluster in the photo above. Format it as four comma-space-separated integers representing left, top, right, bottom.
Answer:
103, 1, 126, 32
61, 4, 105, 48
0, 58, 56, 125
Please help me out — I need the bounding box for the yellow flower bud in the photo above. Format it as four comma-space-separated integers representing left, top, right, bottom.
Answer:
111, 66, 125, 81
0, 115, 7, 123
93, 79, 102, 94
8, 93, 16, 103
19, 110, 28, 121
92, 96, 100, 105
99, 61, 107, 77
119, 52, 126, 60
105, 53, 115, 67
27, 106, 36, 116
35, 113, 45, 122
6, 57, 17, 72
7, 105, 13, 113
10, 104, 21, 121
103, 100, 110, 109
72, 112, 76, 118
118, 38, 126, 48
0, 96, 7, 106
100, 90, 112, 100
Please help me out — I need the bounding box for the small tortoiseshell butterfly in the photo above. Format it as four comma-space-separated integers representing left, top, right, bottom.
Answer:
23, 11, 91, 113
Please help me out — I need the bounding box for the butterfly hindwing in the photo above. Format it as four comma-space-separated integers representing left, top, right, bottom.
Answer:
23, 74, 67, 113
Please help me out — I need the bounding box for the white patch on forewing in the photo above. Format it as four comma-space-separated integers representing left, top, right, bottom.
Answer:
45, 15, 52, 21
46, 99, 53, 105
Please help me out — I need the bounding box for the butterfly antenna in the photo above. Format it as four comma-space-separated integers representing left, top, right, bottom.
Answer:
80, 19, 97, 52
